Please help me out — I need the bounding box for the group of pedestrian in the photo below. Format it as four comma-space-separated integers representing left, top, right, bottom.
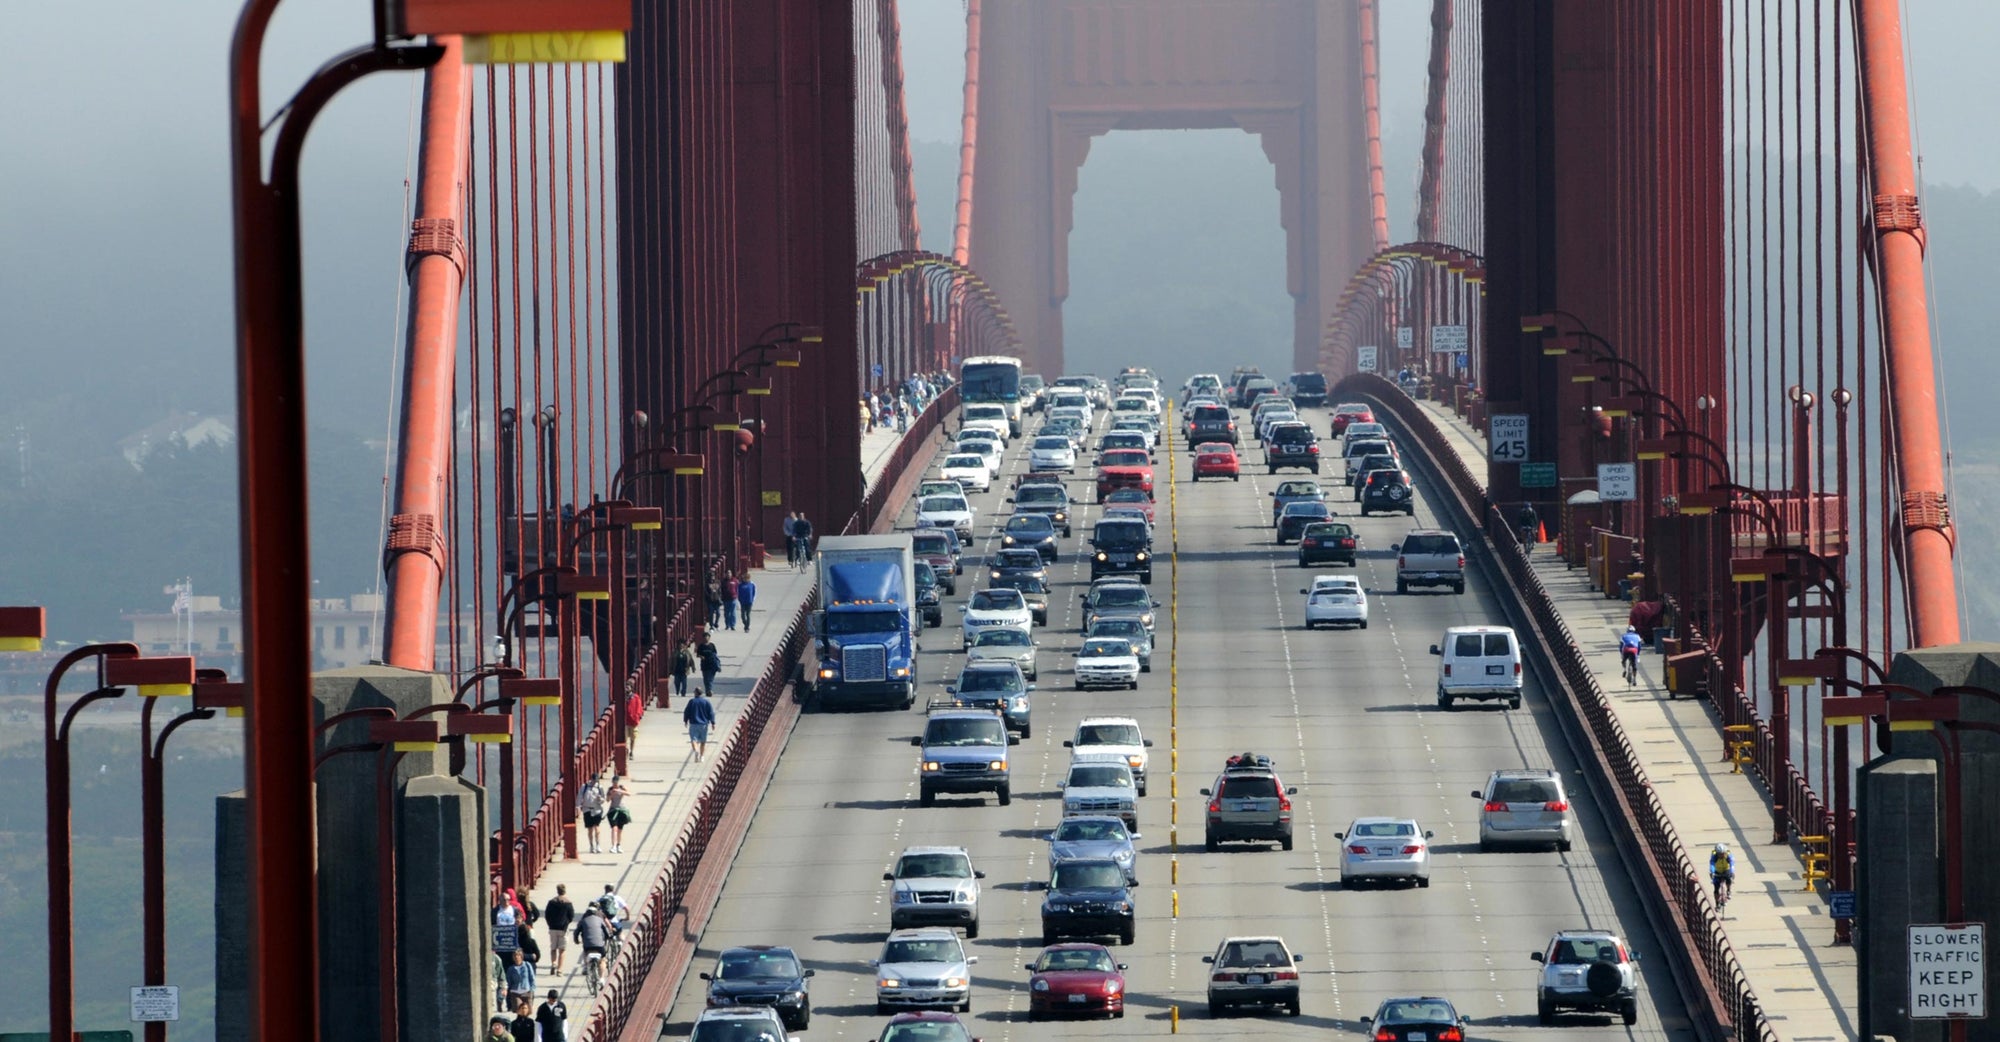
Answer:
487, 990, 565, 1041
781, 510, 815, 571
576, 771, 633, 854
858, 371, 952, 436
668, 632, 722, 697
705, 572, 758, 631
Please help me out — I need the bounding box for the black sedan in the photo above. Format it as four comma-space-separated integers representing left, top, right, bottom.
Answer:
1002, 513, 1062, 561
1275, 501, 1334, 544
1358, 469, 1416, 516
1362, 996, 1472, 1042
1296, 522, 1358, 566
988, 548, 1049, 584
701, 945, 815, 1030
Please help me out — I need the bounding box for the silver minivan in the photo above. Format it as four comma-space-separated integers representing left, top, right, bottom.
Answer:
1473, 768, 1572, 850
1431, 625, 1523, 708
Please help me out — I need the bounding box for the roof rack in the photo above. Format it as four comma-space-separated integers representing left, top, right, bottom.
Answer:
926, 697, 1004, 716
1223, 752, 1276, 771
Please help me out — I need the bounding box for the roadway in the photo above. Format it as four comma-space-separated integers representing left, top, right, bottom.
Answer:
655, 401, 1696, 1041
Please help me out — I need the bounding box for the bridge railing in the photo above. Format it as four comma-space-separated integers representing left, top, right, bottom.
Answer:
1347, 373, 1778, 1042
849, 384, 958, 535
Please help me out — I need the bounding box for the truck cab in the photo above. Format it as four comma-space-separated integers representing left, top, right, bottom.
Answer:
809, 535, 919, 710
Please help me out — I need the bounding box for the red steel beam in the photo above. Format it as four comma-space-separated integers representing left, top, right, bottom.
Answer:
1359, 0, 1390, 250
1414, 0, 1452, 243
384, 40, 472, 670
1852, 0, 1960, 646
952, 0, 983, 266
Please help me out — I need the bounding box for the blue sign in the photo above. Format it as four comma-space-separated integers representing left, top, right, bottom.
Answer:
1830, 890, 1856, 919
871, 363, 884, 378
1455, 351, 1469, 370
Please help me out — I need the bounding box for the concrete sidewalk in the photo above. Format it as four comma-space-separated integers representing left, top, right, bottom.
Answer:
1411, 396, 1859, 1042
506, 419, 926, 1020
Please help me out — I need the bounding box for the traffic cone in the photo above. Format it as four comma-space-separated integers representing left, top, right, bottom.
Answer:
1537, 521, 1548, 544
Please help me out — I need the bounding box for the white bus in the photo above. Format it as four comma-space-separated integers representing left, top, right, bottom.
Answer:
959, 355, 1025, 436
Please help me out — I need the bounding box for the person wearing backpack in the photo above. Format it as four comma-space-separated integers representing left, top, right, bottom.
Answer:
671, 638, 696, 698
578, 773, 608, 854
697, 634, 722, 696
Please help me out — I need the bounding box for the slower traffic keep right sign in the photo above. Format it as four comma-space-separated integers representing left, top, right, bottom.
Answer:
1910, 923, 1985, 1019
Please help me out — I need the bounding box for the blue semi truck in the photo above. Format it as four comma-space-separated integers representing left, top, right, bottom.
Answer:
805, 534, 918, 709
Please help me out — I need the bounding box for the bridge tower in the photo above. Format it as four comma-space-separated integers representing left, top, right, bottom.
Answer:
967, 0, 1377, 376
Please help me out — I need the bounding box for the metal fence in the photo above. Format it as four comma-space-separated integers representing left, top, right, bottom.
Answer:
1345, 373, 1778, 1042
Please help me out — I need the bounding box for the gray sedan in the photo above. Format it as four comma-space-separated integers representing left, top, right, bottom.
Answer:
966, 627, 1039, 680
1048, 815, 1137, 881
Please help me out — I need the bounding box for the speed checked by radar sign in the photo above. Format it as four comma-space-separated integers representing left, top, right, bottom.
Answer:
1489, 415, 1528, 462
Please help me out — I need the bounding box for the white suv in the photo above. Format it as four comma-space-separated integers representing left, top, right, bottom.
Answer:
1064, 717, 1154, 795
1533, 930, 1640, 1025
885, 846, 985, 937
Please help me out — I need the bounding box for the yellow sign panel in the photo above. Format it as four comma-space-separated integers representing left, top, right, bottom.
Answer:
762, 490, 784, 507
464, 31, 627, 64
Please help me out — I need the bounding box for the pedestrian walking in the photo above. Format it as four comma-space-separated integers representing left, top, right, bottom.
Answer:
671, 637, 695, 697
705, 578, 723, 628
487, 1014, 513, 1041
683, 688, 717, 761
723, 573, 740, 630
509, 997, 538, 1042
736, 573, 757, 627
504, 948, 537, 1009
542, 884, 574, 972
578, 773, 607, 853
517, 922, 541, 967
696, 634, 722, 696
605, 775, 633, 854
537, 990, 569, 1042
492, 951, 510, 1013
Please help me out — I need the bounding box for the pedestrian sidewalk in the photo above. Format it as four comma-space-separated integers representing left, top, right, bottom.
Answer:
510, 418, 924, 1021
1411, 396, 1859, 1042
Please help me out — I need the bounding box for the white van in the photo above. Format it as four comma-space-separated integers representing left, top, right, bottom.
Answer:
1430, 625, 1523, 709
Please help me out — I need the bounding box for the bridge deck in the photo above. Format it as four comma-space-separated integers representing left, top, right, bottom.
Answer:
507, 421, 916, 1022
1415, 397, 1859, 1042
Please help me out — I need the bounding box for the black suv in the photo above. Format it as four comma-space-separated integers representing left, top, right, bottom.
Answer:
1184, 404, 1238, 446
914, 561, 944, 628
1264, 422, 1321, 474
1039, 857, 1137, 946
1090, 519, 1154, 582
1297, 521, 1358, 566
1286, 371, 1328, 407
1359, 469, 1415, 516
701, 945, 816, 1030
1202, 762, 1298, 851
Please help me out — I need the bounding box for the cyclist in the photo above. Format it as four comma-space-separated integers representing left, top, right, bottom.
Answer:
1709, 842, 1736, 907
597, 887, 631, 931
1619, 625, 1645, 686
573, 903, 614, 993
1516, 502, 1540, 555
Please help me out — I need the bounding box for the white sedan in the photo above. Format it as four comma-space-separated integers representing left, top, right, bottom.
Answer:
1028, 435, 1078, 472
941, 453, 993, 493
954, 438, 1003, 477
960, 587, 1034, 650
1072, 637, 1140, 690
1301, 583, 1368, 629
916, 494, 975, 543
1336, 817, 1434, 888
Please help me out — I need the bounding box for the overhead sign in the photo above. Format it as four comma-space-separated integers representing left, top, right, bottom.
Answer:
1489, 415, 1529, 462
1520, 462, 1558, 488
1430, 325, 1468, 353
1357, 346, 1379, 373
1910, 923, 1985, 1020
131, 985, 180, 1023
1396, 326, 1414, 350
1598, 462, 1638, 501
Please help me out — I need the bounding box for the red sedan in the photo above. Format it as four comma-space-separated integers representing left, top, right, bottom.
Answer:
1026, 943, 1128, 1019
1192, 444, 1240, 481
1329, 402, 1375, 437
1102, 487, 1156, 523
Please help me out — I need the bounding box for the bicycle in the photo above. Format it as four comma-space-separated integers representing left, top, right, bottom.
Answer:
583, 948, 607, 995
1621, 647, 1639, 687
1712, 872, 1733, 909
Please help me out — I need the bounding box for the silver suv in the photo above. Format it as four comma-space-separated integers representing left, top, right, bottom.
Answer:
872, 928, 977, 1014
1473, 769, 1572, 851
885, 846, 985, 937
1394, 529, 1466, 595
1059, 754, 1140, 835
1533, 930, 1640, 1025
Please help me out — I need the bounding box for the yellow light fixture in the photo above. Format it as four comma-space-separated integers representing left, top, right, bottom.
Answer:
1571, 373, 1596, 383
1679, 505, 1715, 515
1824, 714, 1865, 727
632, 520, 662, 531
139, 682, 194, 698
1542, 345, 1570, 355
1636, 450, 1667, 461
674, 465, 705, 476
468, 732, 511, 744
576, 590, 611, 601
1889, 719, 1936, 732
0, 636, 41, 652
746, 387, 772, 396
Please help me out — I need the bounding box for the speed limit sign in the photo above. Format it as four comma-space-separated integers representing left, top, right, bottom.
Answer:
1489, 415, 1529, 462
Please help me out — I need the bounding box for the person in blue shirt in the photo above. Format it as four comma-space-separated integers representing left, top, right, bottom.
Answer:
1710, 842, 1735, 906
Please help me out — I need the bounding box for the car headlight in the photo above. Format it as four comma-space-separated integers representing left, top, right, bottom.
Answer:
944, 977, 968, 989
1003, 536, 1016, 545
1115, 901, 1132, 912
1054, 511, 1067, 522
1011, 697, 1029, 709
1096, 551, 1108, 561
1127, 755, 1144, 768
989, 760, 1007, 770
1114, 849, 1134, 862
818, 668, 836, 679
1032, 978, 1051, 992
878, 978, 901, 989
1140, 613, 1154, 626
923, 761, 941, 771
1104, 980, 1123, 994
894, 890, 915, 904
991, 570, 1002, 579
893, 667, 910, 677
1136, 551, 1148, 560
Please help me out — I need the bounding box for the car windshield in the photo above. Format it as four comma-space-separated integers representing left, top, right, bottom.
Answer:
1099, 450, 1148, 467
1077, 723, 1142, 745
1493, 778, 1561, 802
944, 455, 982, 469
1054, 818, 1129, 842
997, 576, 1049, 594
1219, 775, 1279, 798
1079, 639, 1132, 658
1197, 445, 1234, 457
1367, 471, 1407, 487
1006, 516, 1053, 534
1347, 440, 1391, 457
1334, 404, 1372, 417
1115, 399, 1146, 411
1095, 524, 1148, 549
1383, 1001, 1459, 1024
1351, 821, 1417, 838
1094, 586, 1148, 607
1402, 534, 1460, 554
921, 497, 966, 513
964, 405, 1007, 421
1272, 426, 1312, 443
1032, 437, 1069, 450
718, 950, 800, 979
974, 628, 1029, 647
924, 718, 1005, 747
1219, 940, 1291, 968
913, 533, 951, 554
1037, 948, 1116, 973
1052, 863, 1127, 890
1090, 619, 1144, 639
1068, 765, 1132, 788
915, 562, 936, 585
882, 939, 963, 964
1106, 489, 1149, 504
957, 670, 1022, 694
1276, 481, 1319, 496
896, 853, 971, 878
1017, 488, 1064, 506
879, 1022, 970, 1042
1103, 433, 1144, 447
1194, 406, 1230, 421
1362, 454, 1399, 469
996, 550, 1042, 567
1302, 524, 1345, 538
825, 610, 901, 636
1291, 373, 1327, 391
970, 589, 1024, 611
690, 1019, 785, 1042
1551, 937, 1623, 964
1282, 503, 1331, 517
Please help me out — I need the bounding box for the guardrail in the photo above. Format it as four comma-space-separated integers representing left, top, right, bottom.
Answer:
848, 384, 960, 536
1343, 373, 1778, 1042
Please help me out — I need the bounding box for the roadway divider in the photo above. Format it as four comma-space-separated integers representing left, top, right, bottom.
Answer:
594, 402, 960, 1042
1338, 373, 1775, 1042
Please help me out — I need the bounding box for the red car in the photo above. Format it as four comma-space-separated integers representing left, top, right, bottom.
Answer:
878, 1010, 980, 1042
1102, 487, 1156, 523
1026, 943, 1128, 1020
1329, 402, 1376, 437
1094, 449, 1154, 503
1192, 444, 1240, 482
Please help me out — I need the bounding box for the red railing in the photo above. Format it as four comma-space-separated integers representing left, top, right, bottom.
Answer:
1346, 373, 1778, 1042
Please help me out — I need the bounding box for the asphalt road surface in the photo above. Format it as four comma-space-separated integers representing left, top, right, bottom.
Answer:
656, 402, 1696, 1042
